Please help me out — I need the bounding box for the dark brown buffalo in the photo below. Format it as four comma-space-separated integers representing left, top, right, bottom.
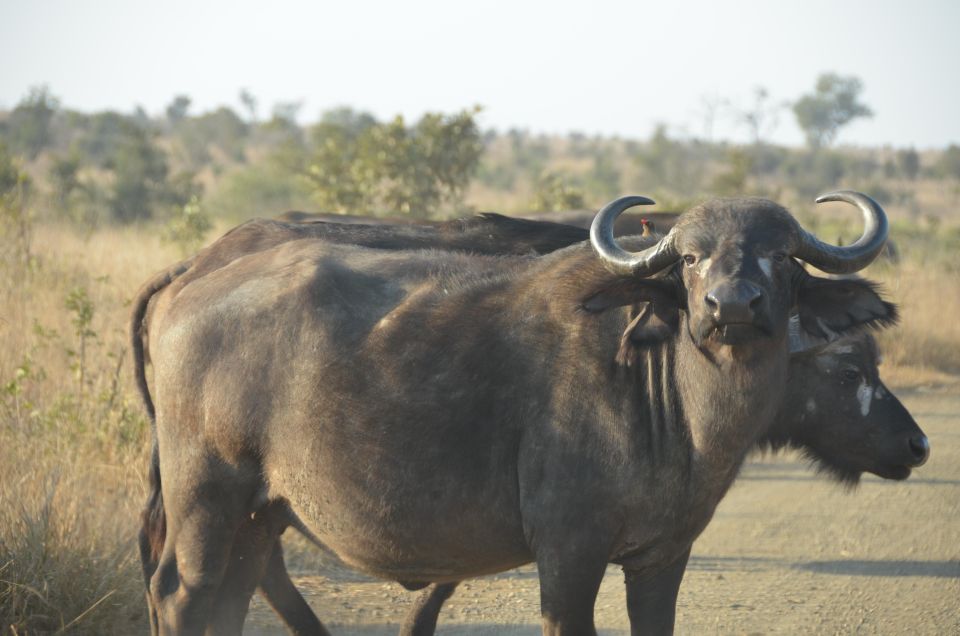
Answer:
134, 192, 898, 634
136, 211, 924, 634
398, 329, 929, 636
134, 213, 924, 635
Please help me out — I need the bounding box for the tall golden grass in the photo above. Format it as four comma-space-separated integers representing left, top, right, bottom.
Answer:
1, 215, 957, 633
1, 225, 178, 634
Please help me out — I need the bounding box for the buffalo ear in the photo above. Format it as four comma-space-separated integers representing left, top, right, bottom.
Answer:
581, 279, 681, 365
615, 301, 681, 366
581, 278, 680, 313
796, 277, 897, 340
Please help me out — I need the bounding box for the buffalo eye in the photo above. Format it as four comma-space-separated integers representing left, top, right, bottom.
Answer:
841, 368, 861, 382
683, 254, 697, 266
772, 251, 787, 263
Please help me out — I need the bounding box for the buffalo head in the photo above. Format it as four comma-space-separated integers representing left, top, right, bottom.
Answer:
777, 333, 929, 482
586, 192, 894, 356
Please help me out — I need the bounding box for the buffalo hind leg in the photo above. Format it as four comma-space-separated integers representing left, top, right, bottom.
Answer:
623, 547, 690, 636
258, 539, 330, 636
399, 582, 460, 636
149, 469, 255, 635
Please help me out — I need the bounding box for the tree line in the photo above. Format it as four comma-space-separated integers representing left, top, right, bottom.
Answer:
1, 73, 959, 239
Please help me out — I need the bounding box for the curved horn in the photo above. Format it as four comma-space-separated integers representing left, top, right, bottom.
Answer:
590, 196, 679, 276
794, 191, 889, 274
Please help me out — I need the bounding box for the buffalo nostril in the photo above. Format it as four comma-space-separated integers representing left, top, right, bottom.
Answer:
748, 290, 764, 309
908, 435, 929, 466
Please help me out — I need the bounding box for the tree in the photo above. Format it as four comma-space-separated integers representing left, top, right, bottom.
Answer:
792, 73, 873, 149
239, 89, 258, 123
530, 172, 585, 212
737, 87, 785, 145
633, 124, 709, 194
49, 152, 82, 208
897, 148, 920, 181
696, 93, 728, 142
166, 95, 192, 124
303, 107, 483, 217
272, 101, 303, 125
938, 144, 960, 180
6, 86, 60, 158
78, 111, 142, 166
176, 107, 249, 165
108, 127, 173, 223
711, 149, 752, 196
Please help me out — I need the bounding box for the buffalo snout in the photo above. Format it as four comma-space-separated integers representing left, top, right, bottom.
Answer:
704, 280, 766, 325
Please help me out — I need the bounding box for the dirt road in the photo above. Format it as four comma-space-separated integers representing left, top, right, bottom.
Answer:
247, 388, 960, 635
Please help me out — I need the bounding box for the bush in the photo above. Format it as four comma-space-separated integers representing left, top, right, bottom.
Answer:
163, 196, 212, 256
205, 161, 314, 221
303, 107, 483, 218
530, 172, 586, 212
0, 142, 34, 271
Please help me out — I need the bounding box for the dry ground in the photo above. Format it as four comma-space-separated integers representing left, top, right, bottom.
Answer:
246, 388, 960, 635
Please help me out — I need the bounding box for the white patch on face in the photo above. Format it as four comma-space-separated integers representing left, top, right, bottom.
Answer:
758, 257, 773, 280
856, 380, 874, 417
806, 398, 817, 413
696, 257, 712, 277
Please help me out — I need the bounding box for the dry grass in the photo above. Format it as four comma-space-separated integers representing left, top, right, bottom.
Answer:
1, 214, 958, 633
871, 260, 960, 386
1, 225, 177, 634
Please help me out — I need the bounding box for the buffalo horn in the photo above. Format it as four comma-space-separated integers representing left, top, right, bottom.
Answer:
794, 191, 889, 273
590, 196, 679, 276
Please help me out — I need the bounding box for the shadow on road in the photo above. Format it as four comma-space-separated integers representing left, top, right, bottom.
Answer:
689, 555, 960, 578
797, 559, 960, 578
324, 626, 625, 635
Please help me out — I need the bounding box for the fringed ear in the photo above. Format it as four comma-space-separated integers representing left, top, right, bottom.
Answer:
582, 277, 682, 366
615, 299, 681, 366
796, 277, 898, 340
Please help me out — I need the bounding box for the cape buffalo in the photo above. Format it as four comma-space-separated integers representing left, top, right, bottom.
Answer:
396, 330, 929, 636
202, 329, 926, 636
135, 192, 898, 634
133, 210, 924, 635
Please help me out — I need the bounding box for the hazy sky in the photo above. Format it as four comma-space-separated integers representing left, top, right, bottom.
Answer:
2, 0, 957, 148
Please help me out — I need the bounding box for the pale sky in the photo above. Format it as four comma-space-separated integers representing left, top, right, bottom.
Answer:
2, 0, 957, 148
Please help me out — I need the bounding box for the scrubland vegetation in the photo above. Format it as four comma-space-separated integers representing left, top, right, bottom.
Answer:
2, 78, 959, 632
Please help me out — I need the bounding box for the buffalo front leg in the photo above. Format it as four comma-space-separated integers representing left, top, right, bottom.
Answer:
535, 543, 610, 636
623, 547, 690, 636
399, 582, 460, 636
207, 504, 293, 634
258, 539, 330, 636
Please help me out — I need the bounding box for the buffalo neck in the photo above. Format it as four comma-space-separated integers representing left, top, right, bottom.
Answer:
671, 323, 788, 498
521, 246, 789, 503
